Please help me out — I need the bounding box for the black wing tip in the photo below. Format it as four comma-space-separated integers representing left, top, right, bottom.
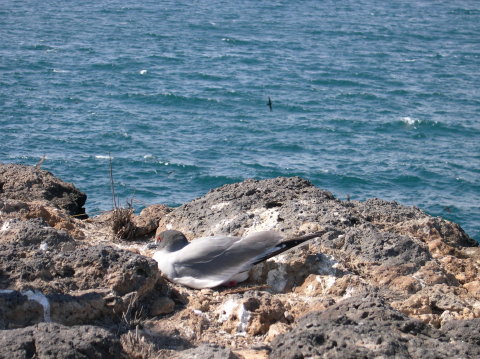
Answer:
252, 230, 325, 265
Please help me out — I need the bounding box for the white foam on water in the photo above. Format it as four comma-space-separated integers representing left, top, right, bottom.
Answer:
401, 116, 418, 126
95, 155, 111, 159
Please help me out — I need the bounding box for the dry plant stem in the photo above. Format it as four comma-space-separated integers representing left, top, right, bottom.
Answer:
109, 153, 118, 209
120, 328, 158, 359
112, 207, 136, 240
221, 284, 271, 295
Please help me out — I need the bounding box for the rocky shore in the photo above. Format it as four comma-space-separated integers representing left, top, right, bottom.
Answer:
0, 163, 479, 358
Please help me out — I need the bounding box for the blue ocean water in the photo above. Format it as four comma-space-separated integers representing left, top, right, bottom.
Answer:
1, 0, 479, 241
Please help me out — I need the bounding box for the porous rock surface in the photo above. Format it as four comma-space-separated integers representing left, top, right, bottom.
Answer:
154, 176, 479, 357
0, 217, 165, 329
0, 163, 87, 216
1, 166, 479, 358
0, 322, 122, 359
271, 295, 480, 358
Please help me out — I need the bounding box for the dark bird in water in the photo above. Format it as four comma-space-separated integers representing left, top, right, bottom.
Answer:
267, 97, 273, 111
152, 230, 324, 289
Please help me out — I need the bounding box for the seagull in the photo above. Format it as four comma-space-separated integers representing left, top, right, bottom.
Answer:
267, 97, 273, 111
152, 230, 323, 289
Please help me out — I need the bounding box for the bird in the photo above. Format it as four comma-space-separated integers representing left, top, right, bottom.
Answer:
152, 230, 324, 289
267, 97, 273, 111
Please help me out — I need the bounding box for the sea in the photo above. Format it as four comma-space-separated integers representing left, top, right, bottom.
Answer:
1, 0, 479, 241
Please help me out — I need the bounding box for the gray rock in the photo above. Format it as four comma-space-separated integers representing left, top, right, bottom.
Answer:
0, 163, 87, 217
177, 343, 239, 359
326, 224, 432, 268
351, 198, 428, 224
441, 319, 480, 345
0, 290, 44, 329
0, 322, 122, 359
270, 295, 479, 359
0, 242, 158, 296
0, 220, 164, 328
156, 176, 449, 294
158, 176, 340, 238
11, 218, 73, 247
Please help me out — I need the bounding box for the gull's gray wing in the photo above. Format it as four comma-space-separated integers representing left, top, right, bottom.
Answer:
170, 231, 283, 287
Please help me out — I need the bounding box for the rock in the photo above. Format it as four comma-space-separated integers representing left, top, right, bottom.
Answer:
1, 167, 479, 358
177, 343, 239, 359
463, 280, 480, 299
0, 322, 123, 359
391, 284, 478, 327
0, 218, 165, 328
270, 295, 480, 359
133, 204, 172, 238
150, 296, 175, 316
217, 292, 287, 336
441, 319, 480, 345
0, 163, 87, 217
1, 217, 74, 248
0, 290, 45, 329
48, 291, 110, 326
265, 322, 290, 342
327, 225, 432, 268
393, 217, 477, 249
351, 198, 428, 225
0, 200, 82, 238
157, 176, 338, 238
1, 241, 158, 296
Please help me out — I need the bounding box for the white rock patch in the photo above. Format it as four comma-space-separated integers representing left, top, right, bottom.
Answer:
217, 298, 252, 335
210, 202, 229, 211
266, 264, 288, 292
24, 290, 51, 322
244, 208, 280, 235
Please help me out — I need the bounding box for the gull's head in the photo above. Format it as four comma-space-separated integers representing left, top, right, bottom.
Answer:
156, 230, 189, 252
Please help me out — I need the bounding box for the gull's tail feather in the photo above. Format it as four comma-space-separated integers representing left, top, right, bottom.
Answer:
252, 230, 325, 265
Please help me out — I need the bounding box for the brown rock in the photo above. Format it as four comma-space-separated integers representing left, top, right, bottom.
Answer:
440, 255, 480, 284
265, 322, 290, 342
463, 280, 480, 299
0, 163, 87, 217
392, 284, 478, 327
150, 296, 175, 316
389, 275, 422, 295
411, 260, 459, 287
136, 204, 171, 238
218, 292, 287, 336
393, 217, 477, 249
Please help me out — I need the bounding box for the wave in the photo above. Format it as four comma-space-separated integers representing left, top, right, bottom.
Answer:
117, 91, 220, 107
449, 8, 480, 15
221, 37, 251, 46
374, 116, 477, 136
310, 78, 369, 88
